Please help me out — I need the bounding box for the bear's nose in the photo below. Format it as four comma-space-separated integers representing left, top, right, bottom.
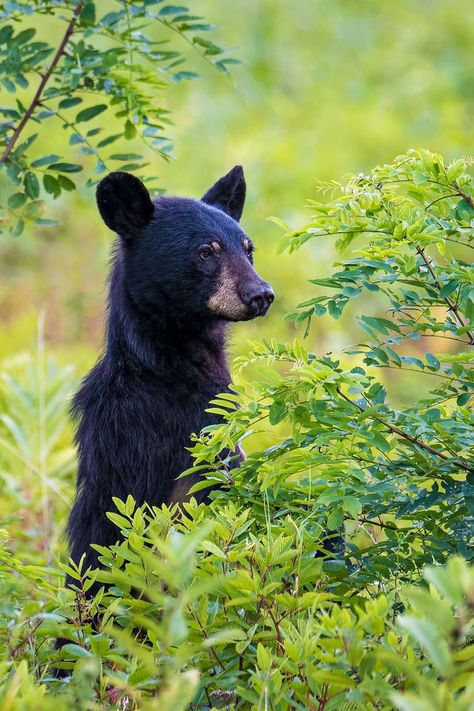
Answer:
247, 285, 274, 316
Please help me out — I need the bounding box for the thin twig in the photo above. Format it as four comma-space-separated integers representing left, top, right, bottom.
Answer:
453, 183, 474, 209
416, 246, 474, 345
266, 605, 285, 653
356, 517, 397, 531
336, 388, 474, 474
317, 683, 329, 711
188, 606, 225, 669
424, 193, 459, 211
0, 0, 84, 163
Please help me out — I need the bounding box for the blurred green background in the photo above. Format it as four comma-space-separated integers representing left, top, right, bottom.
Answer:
1, 0, 473, 363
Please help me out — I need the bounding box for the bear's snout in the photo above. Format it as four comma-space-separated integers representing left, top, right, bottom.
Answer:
207, 259, 274, 322
242, 282, 274, 317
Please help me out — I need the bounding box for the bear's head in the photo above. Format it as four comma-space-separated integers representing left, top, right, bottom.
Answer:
96, 166, 274, 323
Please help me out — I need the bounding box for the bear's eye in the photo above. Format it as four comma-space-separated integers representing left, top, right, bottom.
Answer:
199, 245, 214, 261
243, 239, 254, 258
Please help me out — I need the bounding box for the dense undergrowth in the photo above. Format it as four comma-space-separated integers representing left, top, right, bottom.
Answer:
0, 150, 473, 709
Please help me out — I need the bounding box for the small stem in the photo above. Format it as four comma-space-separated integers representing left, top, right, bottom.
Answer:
0, 0, 84, 163
188, 607, 225, 669
336, 388, 474, 474
416, 246, 474, 345
266, 605, 285, 653
356, 517, 397, 531
298, 229, 392, 239
453, 183, 474, 209
317, 683, 329, 711
424, 193, 459, 211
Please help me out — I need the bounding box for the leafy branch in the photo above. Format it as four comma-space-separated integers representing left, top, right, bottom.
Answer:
415, 245, 474, 345
0, 0, 237, 235
335, 387, 474, 474
1, 1, 84, 164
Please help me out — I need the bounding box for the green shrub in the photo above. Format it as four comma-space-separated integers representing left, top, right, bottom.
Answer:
0, 149, 473, 708
188, 148, 473, 590
2, 502, 474, 709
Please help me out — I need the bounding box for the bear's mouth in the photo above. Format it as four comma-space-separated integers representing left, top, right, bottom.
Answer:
208, 286, 274, 321
207, 263, 274, 321
208, 294, 274, 322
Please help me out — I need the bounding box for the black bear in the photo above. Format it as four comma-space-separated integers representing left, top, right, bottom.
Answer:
66, 165, 274, 582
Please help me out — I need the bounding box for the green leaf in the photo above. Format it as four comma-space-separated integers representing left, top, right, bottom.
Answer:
35, 219, 59, 227
110, 153, 143, 161
256, 643, 272, 671
360, 316, 401, 335
386, 346, 402, 366
327, 507, 344, 531
58, 97, 83, 110
0, 26, 13, 45
124, 120, 136, 139
11, 219, 24, 237
397, 615, 452, 675
343, 496, 362, 518
24, 200, 43, 220
58, 175, 76, 191
31, 154, 61, 168
455, 197, 474, 221
268, 401, 286, 425
24, 172, 39, 199
48, 163, 83, 173
43, 174, 60, 197
327, 300, 342, 319
106, 512, 132, 530
172, 71, 200, 82
8, 192, 26, 209
159, 5, 188, 15
371, 347, 389, 364
80, 0, 96, 26
12, 28, 36, 46
439, 280, 460, 298
75, 104, 108, 123
425, 353, 440, 371
61, 644, 93, 658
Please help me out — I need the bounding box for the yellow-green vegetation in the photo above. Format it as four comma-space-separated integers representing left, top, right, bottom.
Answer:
0, 2, 473, 710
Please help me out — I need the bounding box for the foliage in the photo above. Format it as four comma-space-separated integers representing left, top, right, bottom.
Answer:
0, 314, 76, 559
187, 149, 474, 587
0, 0, 235, 235
1, 1, 473, 707
0, 150, 473, 708
2, 503, 474, 710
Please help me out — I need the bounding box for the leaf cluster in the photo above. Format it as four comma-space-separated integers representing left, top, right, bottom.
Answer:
0, 150, 473, 708
2, 502, 474, 710
0, 0, 237, 234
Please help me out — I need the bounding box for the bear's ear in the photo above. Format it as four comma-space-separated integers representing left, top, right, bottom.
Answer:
96, 171, 154, 238
201, 165, 246, 222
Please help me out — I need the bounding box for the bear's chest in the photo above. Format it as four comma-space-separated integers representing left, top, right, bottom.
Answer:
130, 366, 228, 438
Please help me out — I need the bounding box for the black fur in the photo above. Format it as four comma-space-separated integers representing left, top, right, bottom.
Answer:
66, 167, 273, 585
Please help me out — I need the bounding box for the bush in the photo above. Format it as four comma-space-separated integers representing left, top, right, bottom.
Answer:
0, 149, 473, 708
2, 504, 474, 709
